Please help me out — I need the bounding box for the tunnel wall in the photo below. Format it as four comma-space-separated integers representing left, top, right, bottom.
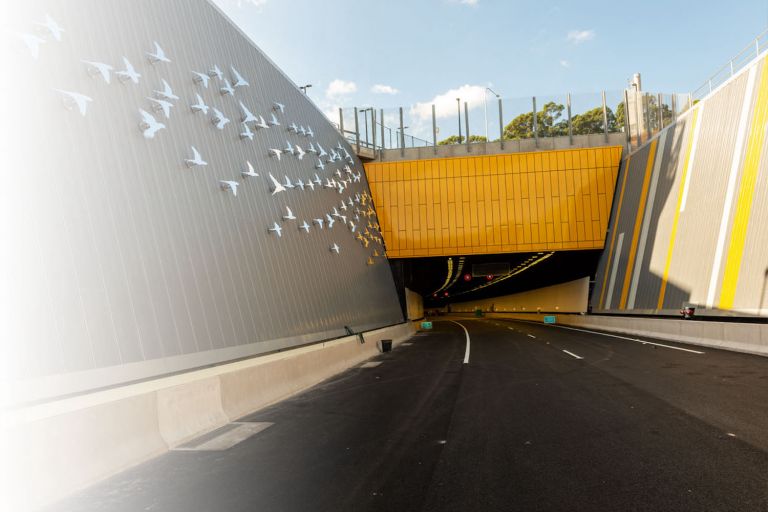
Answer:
1, 0, 402, 406
591, 52, 768, 317
449, 277, 589, 314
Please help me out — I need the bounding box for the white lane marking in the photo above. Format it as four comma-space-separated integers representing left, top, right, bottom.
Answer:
562, 350, 583, 360
605, 232, 624, 309
628, 129, 668, 309
679, 103, 705, 213
527, 334, 536, 339
548, 324, 705, 354
361, 361, 382, 368
448, 320, 471, 364
706, 65, 757, 308
508, 327, 514, 331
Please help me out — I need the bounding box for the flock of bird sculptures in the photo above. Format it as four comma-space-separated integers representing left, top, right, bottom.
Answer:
21, 14, 385, 264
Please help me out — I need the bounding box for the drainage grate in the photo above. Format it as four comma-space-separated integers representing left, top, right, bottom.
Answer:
174, 422, 273, 451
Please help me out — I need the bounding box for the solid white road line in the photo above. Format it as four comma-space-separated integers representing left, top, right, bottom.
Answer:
548, 324, 705, 355
562, 350, 584, 360
527, 334, 536, 339
448, 320, 471, 364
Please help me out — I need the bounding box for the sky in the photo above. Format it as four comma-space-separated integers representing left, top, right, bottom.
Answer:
212, 0, 768, 140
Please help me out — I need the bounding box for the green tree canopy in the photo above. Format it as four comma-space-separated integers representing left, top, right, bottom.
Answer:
438, 134, 488, 145
503, 101, 567, 139
571, 106, 616, 135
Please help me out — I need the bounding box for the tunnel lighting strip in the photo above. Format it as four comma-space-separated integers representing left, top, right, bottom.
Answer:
444, 256, 466, 291
430, 257, 454, 295
449, 252, 555, 297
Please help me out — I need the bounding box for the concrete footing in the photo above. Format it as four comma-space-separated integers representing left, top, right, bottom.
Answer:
0, 322, 415, 512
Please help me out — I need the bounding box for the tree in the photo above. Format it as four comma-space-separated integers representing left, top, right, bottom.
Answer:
571, 106, 617, 135
502, 101, 567, 140
615, 102, 626, 132
438, 134, 487, 145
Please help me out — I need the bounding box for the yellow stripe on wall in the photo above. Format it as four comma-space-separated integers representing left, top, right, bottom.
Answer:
718, 58, 768, 309
364, 146, 622, 258
618, 139, 658, 309
657, 109, 700, 309
598, 155, 632, 309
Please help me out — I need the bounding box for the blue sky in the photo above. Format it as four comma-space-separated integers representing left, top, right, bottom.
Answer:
213, 0, 768, 139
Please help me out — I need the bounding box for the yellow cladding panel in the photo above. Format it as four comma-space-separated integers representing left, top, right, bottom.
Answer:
364, 146, 623, 258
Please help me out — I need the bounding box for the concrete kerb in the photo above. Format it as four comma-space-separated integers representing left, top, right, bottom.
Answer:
1, 321, 416, 512
476, 312, 768, 357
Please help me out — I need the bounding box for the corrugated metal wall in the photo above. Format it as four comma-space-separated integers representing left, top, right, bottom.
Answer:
1, 0, 402, 395
592, 54, 768, 317
365, 147, 622, 257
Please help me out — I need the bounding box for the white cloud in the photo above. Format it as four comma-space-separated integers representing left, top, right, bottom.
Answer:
410, 84, 488, 122
459, 0, 479, 5
371, 84, 399, 95
560, 60, 570, 68
567, 29, 595, 44
325, 79, 357, 99
235, 0, 267, 8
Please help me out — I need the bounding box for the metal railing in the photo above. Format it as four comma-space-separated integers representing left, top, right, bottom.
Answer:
691, 28, 768, 101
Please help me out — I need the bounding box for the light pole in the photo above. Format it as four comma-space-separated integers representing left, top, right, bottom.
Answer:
456, 98, 461, 143
299, 84, 312, 94
396, 126, 409, 148
358, 107, 372, 145
484, 87, 500, 141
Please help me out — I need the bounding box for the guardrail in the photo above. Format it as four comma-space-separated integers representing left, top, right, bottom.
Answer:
691, 28, 768, 101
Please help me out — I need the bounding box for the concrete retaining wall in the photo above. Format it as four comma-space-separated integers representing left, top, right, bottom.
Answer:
0, 322, 415, 512
479, 312, 768, 357
449, 277, 590, 314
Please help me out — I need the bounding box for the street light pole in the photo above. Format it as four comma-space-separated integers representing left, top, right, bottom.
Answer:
484, 87, 500, 141
456, 98, 461, 143
299, 84, 312, 94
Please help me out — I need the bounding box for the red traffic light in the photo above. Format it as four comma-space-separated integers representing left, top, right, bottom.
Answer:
486, 274, 494, 281
443, 291, 449, 297
463, 273, 472, 282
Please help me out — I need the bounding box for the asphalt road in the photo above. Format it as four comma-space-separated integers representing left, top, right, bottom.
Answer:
51, 318, 768, 511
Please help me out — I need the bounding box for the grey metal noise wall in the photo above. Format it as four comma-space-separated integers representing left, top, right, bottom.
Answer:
1, 0, 403, 402
591, 53, 768, 317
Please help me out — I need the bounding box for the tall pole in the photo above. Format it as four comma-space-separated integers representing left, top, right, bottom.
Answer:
658, 93, 664, 129
483, 94, 488, 141
371, 109, 377, 154
379, 109, 384, 150
432, 104, 437, 154
363, 109, 369, 145
339, 107, 344, 133
456, 98, 462, 144
602, 90, 609, 142
354, 106, 360, 155
623, 89, 632, 148
399, 107, 405, 157
498, 97, 504, 150
532, 96, 538, 148
464, 101, 470, 152
567, 93, 573, 145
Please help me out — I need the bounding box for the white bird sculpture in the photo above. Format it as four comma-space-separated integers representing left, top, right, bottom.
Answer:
54, 89, 92, 116
191, 94, 209, 114
300, 221, 311, 233
231, 66, 249, 87
315, 159, 325, 171
298, 126, 306, 136
273, 102, 285, 114
314, 218, 324, 229
115, 57, 141, 84
240, 122, 254, 140
208, 64, 223, 80
284, 140, 294, 155
220, 79, 234, 96
154, 79, 178, 100
288, 122, 298, 133
268, 173, 286, 195
36, 14, 65, 41
332, 207, 341, 218
82, 60, 112, 83
326, 214, 335, 228
146, 41, 170, 63
295, 145, 305, 160
192, 71, 210, 88
254, 115, 269, 130
306, 126, 314, 137
241, 161, 259, 178
282, 175, 295, 189
139, 109, 165, 138
313, 174, 322, 186
268, 113, 280, 126
330, 243, 340, 254
211, 108, 230, 130
308, 142, 317, 153
306, 180, 316, 191
283, 206, 296, 221
317, 143, 328, 157
295, 179, 305, 191
268, 148, 282, 160
239, 101, 258, 124
335, 169, 343, 179
147, 97, 173, 119
340, 202, 348, 211
19, 33, 45, 59
268, 222, 283, 237
185, 146, 207, 167
220, 181, 239, 196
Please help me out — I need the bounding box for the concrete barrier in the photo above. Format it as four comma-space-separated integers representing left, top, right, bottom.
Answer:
1, 322, 416, 512
476, 313, 768, 357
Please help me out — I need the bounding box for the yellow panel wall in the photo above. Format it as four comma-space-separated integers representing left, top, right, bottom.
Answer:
365, 147, 623, 258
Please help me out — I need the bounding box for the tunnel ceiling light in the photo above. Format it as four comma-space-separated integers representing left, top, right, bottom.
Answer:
449, 252, 555, 298
429, 257, 454, 296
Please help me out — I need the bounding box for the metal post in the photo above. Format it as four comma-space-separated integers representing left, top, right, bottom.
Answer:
371, 109, 377, 155
464, 101, 470, 152
483, 94, 488, 141
339, 108, 344, 133
567, 93, 573, 145
671, 94, 677, 121
602, 90, 609, 142
498, 98, 504, 150
399, 107, 405, 157
532, 96, 538, 147
456, 98, 462, 144
623, 90, 631, 148
633, 89, 642, 145
354, 106, 360, 155
379, 109, 384, 150
432, 104, 437, 154
657, 93, 664, 129
363, 109, 369, 145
